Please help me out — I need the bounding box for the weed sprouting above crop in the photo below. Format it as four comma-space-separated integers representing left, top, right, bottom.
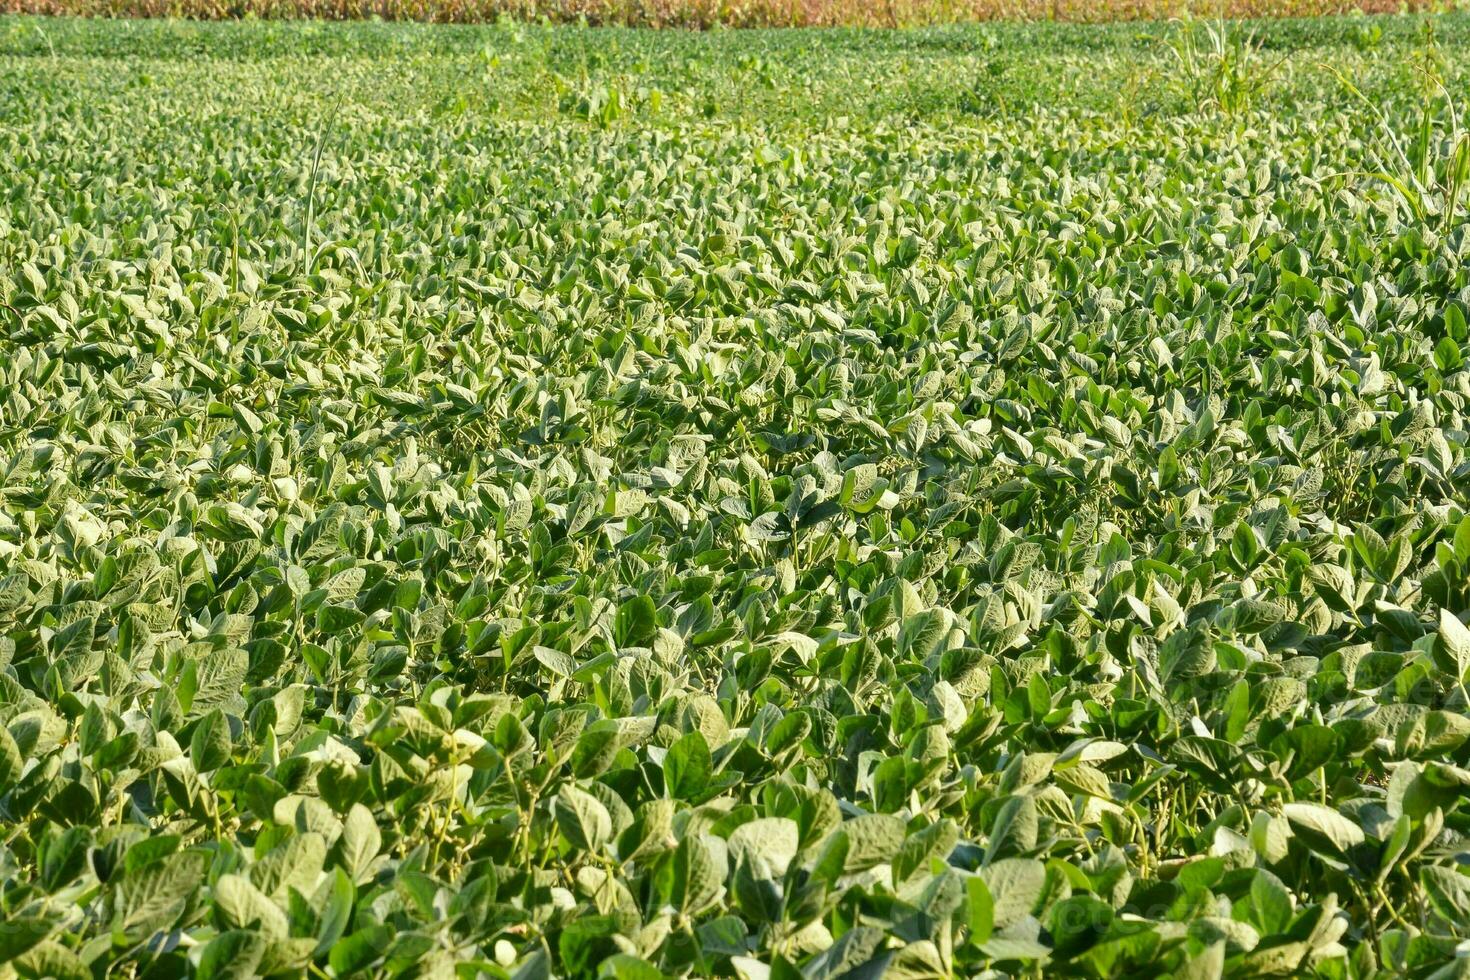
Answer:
2, 13, 1470, 980
1165, 17, 1285, 116
1326, 25, 1470, 236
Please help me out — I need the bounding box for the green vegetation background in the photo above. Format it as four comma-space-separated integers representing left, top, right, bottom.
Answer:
3, 12, 1470, 980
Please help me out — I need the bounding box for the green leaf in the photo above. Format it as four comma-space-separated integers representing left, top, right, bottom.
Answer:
197, 931, 266, 980
0, 726, 23, 795
984, 795, 1038, 864
673, 834, 726, 915
214, 874, 289, 939
1247, 870, 1294, 935
966, 874, 994, 944
1281, 802, 1365, 865
38, 826, 90, 893
0, 916, 51, 965
615, 595, 659, 647
730, 816, 798, 868
663, 730, 712, 801
329, 924, 393, 976
338, 804, 382, 884
556, 785, 613, 853
1230, 523, 1261, 571
1172, 940, 1224, 980
841, 813, 905, 873
979, 858, 1045, 931
189, 708, 233, 772
313, 870, 356, 957
114, 849, 208, 939
570, 720, 622, 778
250, 832, 326, 900
11, 941, 90, 980
1434, 336, 1463, 372
1421, 866, 1470, 923
1437, 609, 1470, 681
